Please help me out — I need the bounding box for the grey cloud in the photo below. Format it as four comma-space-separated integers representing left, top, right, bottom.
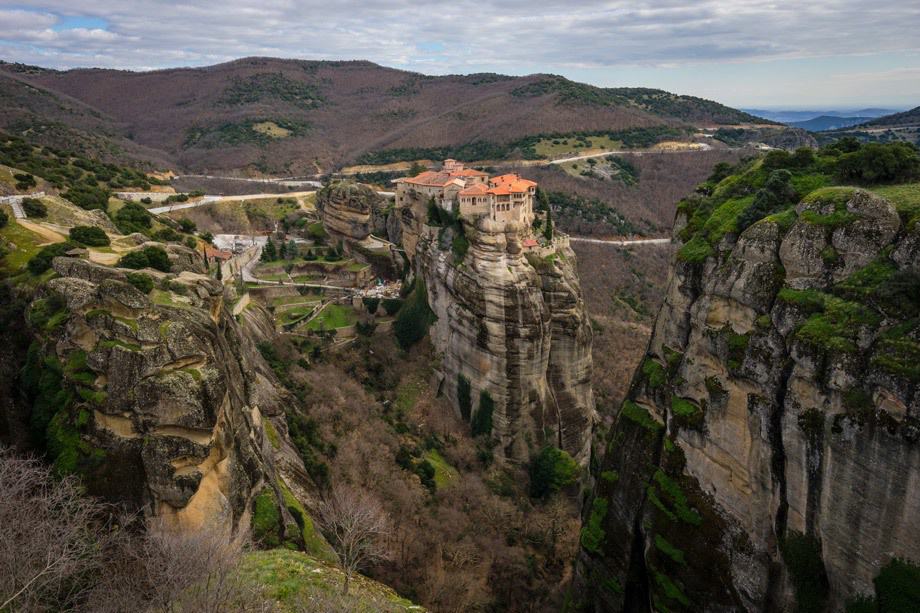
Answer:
0, 0, 917, 73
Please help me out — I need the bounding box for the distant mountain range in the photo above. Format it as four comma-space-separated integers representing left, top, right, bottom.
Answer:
0, 57, 780, 174
788, 115, 874, 132
742, 108, 900, 124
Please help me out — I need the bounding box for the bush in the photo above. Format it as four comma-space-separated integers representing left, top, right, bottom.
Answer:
874, 558, 920, 612
68, 226, 110, 247
0, 209, 7, 229
117, 246, 171, 272
178, 218, 196, 233
737, 169, 795, 232
14, 172, 36, 190
457, 375, 472, 421
382, 297, 403, 316
140, 197, 152, 205
781, 531, 829, 613
21, 197, 47, 218
27, 241, 79, 275
362, 297, 379, 314
153, 227, 182, 243
836, 142, 920, 184
63, 184, 110, 211
529, 446, 578, 498
125, 272, 154, 294
471, 390, 494, 436
393, 279, 436, 350
112, 202, 153, 235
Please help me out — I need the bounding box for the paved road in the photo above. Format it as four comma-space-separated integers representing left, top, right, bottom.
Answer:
569, 236, 672, 246
148, 191, 316, 215
175, 174, 324, 188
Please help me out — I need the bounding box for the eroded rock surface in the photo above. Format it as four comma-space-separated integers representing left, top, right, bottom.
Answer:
576, 188, 920, 611
414, 217, 595, 464
19, 257, 304, 539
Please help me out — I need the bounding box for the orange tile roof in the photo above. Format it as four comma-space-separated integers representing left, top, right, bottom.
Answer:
459, 183, 489, 196
450, 168, 489, 177
205, 246, 232, 260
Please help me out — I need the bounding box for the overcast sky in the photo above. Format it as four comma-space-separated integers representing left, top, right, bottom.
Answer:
1, 1, 918, 109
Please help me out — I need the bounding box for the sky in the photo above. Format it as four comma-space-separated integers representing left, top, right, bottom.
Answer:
1, 1, 918, 109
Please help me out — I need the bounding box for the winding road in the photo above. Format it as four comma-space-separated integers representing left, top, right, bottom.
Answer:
569, 236, 672, 246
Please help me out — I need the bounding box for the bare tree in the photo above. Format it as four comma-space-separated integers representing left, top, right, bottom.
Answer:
0, 450, 111, 612
89, 518, 269, 613
318, 485, 390, 595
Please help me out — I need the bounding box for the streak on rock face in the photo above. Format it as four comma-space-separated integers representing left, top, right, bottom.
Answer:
26, 257, 299, 535
576, 188, 920, 611
413, 216, 595, 465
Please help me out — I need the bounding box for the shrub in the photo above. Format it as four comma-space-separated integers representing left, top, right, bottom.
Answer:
113, 202, 152, 234
68, 225, 110, 247
140, 196, 152, 204
457, 375, 472, 421
14, 172, 36, 190
874, 558, 920, 612
153, 227, 182, 243
394, 279, 436, 350
177, 218, 196, 233
737, 169, 795, 232
415, 460, 436, 492
0, 209, 7, 229
118, 246, 171, 272
579, 497, 608, 553
529, 446, 578, 498
63, 184, 110, 211
21, 197, 47, 218
382, 298, 403, 315
471, 390, 494, 436
28, 241, 79, 275
781, 531, 829, 613
125, 272, 154, 294
836, 142, 920, 184
362, 297, 379, 314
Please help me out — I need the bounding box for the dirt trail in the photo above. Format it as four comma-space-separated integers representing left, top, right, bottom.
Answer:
17, 219, 66, 244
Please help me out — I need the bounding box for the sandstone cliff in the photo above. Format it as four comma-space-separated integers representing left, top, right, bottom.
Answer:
11, 256, 314, 545
413, 216, 595, 465
315, 180, 389, 242
575, 164, 919, 610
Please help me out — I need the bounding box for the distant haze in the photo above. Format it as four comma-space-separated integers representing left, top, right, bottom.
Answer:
1, 1, 918, 108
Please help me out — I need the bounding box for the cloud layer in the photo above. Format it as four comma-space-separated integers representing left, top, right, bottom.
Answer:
1, 2, 918, 105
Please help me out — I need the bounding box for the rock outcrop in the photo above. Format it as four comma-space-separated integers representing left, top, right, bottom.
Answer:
315, 181, 388, 242
413, 217, 595, 464
575, 185, 920, 611
16, 257, 306, 540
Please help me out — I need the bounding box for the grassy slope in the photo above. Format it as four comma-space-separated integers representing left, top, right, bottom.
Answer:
239, 549, 424, 612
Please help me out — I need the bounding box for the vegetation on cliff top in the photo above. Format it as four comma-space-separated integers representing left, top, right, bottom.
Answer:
676, 140, 919, 263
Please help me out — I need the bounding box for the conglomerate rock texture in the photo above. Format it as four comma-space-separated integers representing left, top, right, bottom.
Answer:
412, 216, 595, 465
315, 180, 388, 242
575, 187, 920, 611
11, 257, 306, 540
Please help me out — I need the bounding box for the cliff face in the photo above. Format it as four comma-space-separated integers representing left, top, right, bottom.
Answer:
315, 181, 388, 242
12, 256, 306, 540
576, 182, 919, 611
413, 217, 595, 464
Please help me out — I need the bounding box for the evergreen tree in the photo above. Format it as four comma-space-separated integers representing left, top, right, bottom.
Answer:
287, 240, 297, 260
216, 261, 223, 280
261, 238, 277, 261
543, 209, 554, 241
279, 241, 288, 260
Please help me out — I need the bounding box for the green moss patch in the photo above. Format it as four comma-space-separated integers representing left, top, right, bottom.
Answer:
580, 497, 608, 554
621, 400, 663, 432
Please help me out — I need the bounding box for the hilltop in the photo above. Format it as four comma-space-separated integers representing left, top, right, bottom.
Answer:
0, 57, 779, 175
